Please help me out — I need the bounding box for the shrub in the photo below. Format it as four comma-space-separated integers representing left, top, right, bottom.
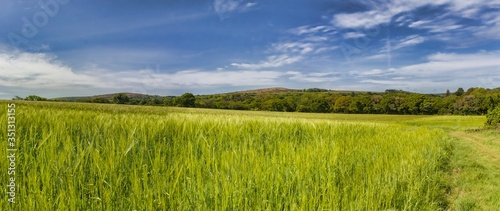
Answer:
485, 106, 500, 128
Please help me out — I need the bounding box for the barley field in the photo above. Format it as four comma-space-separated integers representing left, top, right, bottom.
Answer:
0, 101, 458, 210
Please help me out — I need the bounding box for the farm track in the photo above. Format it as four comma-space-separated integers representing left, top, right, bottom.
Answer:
448, 131, 499, 164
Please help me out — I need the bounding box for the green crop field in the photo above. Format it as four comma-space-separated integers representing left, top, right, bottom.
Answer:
0, 101, 498, 210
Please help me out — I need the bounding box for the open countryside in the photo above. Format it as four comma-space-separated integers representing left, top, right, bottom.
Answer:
2, 0, 500, 210
1, 97, 499, 210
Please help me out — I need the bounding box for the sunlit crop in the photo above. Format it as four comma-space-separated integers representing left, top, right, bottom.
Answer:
0, 101, 452, 210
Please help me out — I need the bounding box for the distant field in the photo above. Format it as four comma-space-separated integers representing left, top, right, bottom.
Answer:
0, 101, 496, 210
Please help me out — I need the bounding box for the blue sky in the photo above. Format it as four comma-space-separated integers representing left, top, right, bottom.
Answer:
1, 0, 500, 98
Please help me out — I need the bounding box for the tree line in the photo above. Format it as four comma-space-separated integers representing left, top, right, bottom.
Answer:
190, 88, 499, 115
16, 87, 500, 115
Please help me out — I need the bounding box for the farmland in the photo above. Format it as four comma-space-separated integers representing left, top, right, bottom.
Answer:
0, 101, 497, 210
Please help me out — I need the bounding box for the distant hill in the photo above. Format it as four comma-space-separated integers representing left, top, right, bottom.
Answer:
52, 87, 382, 101
53, 93, 169, 102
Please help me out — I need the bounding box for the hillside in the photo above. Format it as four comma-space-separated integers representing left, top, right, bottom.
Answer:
54, 93, 170, 102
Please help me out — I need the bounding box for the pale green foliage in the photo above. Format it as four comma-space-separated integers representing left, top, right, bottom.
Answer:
0, 101, 452, 210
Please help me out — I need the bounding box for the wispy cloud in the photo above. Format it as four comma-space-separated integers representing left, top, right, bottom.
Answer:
357, 51, 500, 91
230, 54, 302, 69
472, 12, 500, 40
228, 23, 337, 71
272, 42, 316, 55
332, 10, 394, 29
331, 0, 499, 30
393, 35, 425, 49
213, 0, 257, 19
409, 19, 462, 33
343, 32, 367, 39
289, 25, 333, 35
287, 71, 339, 83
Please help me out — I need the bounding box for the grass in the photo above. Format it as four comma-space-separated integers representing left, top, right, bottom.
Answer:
0, 100, 497, 210
447, 130, 500, 210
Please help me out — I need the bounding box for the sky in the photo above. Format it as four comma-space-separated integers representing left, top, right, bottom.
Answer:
1, 0, 500, 99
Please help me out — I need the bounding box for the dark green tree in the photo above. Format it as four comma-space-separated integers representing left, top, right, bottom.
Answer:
25, 95, 47, 101
455, 87, 464, 96
91, 97, 109, 103
112, 93, 130, 104
175, 92, 196, 107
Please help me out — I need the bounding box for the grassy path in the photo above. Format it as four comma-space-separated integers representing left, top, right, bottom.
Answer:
448, 131, 499, 162
447, 130, 500, 210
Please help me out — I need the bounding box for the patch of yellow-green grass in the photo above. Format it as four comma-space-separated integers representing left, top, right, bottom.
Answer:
402, 115, 486, 131
447, 130, 500, 210
0, 101, 451, 210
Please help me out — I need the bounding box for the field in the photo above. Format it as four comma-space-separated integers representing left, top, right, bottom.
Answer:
0, 101, 498, 210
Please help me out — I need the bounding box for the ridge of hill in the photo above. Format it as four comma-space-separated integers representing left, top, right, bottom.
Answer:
54, 93, 165, 102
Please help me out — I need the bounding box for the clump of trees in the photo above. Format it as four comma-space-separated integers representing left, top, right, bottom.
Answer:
173, 92, 196, 107
112, 93, 130, 104
13, 95, 47, 101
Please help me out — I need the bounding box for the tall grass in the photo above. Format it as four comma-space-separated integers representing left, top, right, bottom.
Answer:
1, 102, 451, 210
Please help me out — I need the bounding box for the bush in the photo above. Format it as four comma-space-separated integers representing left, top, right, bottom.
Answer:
485, 106, 500, 128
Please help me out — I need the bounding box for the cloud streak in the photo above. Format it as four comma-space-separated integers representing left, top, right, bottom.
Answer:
213, 0, 257, 19
230, 54, 302, 69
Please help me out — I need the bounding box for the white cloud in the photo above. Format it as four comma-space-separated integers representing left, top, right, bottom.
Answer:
286, 71, 339, 83
229, 23, 337, 71
132, 69, 285, 87
231, 22, 338, 70
358, 51, 500, 91
473, 12, 500, 39
245, 2, 257, 8
409, 19, 462, 33
332, 10, 394, 29
272, 42, 316, 55
393, 35, 425, 49
213, 0, 256, 19
0, 48, 322, 97
0, 49, 99, 88
289, 25, 331, 35
401, 51, 500, 77
331, 0, 499, 29
354, 68, 386, 76
303, 36, 328, 42
343, 32, 366, 39
230, 54, 302, 69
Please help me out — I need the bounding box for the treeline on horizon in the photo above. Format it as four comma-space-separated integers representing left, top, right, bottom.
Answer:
16, 87, 500, 115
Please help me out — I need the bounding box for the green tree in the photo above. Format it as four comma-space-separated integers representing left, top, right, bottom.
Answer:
163, 97, 174, 106
175, 92, 196, 107
25, 95, 47, 101
455, 87, 464, 96
310, 99, 330, 113
112, 93, 130, 104
91, 97, 109, 103
334, 96, 352, 113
